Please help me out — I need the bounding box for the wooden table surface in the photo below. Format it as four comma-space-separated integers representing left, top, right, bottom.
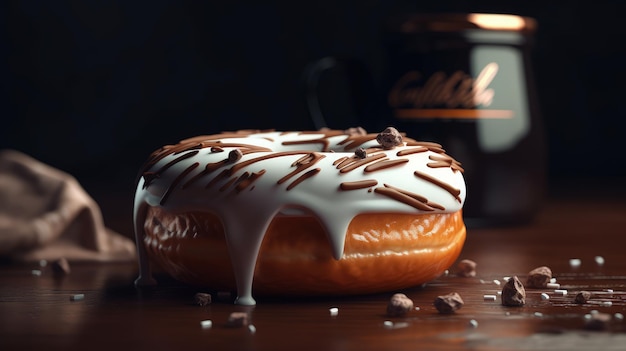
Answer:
1, 178, 625, 351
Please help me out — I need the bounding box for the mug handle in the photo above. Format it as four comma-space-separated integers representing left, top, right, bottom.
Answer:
303, 57, 337, 130
302, 57, 375, 130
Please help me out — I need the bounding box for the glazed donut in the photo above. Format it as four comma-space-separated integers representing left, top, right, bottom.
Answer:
133, 127, 466, 305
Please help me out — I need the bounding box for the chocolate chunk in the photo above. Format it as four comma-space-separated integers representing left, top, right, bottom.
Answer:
574, 291, 592, 304
194, 292, 212, 306
456, 259, 477, 278
501, 276, 526, 307
526, 266, 552, 288
355, 147, 367, 159
434, 292, 464, 314
376, 127, 403, 150
228, 149, 243, 162
386, 293, 414, 317
227, 312, 249, 328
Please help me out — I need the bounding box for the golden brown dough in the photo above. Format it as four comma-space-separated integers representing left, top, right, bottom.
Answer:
143, 206, 466, 296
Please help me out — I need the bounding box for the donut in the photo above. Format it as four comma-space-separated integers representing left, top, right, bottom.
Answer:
133, 127, 466, 305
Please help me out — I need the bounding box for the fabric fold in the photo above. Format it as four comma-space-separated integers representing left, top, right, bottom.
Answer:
0, 149, 136, 262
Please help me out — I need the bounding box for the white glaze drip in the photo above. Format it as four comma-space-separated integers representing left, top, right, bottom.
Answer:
133, 131, 466, 305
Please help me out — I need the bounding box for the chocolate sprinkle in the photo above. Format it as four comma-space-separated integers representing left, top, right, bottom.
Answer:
340, 180, 378, 191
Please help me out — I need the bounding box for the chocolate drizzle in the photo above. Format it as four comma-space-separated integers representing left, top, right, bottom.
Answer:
405, 141, 443, 149
380, 183, 445, 210
364, 158, 409, 172
396, 146, 429, 156
337, 153, 387, 173
143, 150, 199, 189
333, 156, 352, 168
219, 175, 239, 192
374, 186, 438, 211
340, 180, 378, 190
182, 160, 229, 189
142, 130, 463, 200
338, 134, 382, 150
427, 155, 464, 173
235, 170, 266, 193
190, 151, 328, 193
414, 170, 462, 203
206, 169, 231, 189
143, 131, 464, 209
140, 140, 271, 187
159, 162, 199, 205
287, 168, 321, 190
142, 144, 200, 174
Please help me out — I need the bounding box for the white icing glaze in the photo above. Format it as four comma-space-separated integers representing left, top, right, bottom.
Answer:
133, 130, 466, 305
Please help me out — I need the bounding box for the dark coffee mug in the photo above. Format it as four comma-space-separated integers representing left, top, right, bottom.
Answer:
304, 13, 547, 227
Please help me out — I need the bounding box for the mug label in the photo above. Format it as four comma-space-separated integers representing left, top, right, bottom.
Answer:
388, 62, 513, 119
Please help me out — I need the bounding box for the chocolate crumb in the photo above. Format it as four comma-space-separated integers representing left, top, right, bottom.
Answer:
51, 258, 71, 276
227, 312, 249, 328
344, 127, 367, 136
434, 292, 464, 314
574, 291, 592, 304
194, 292, 212, 306
501, 276, 526, 307
526, 266, 552, 288
228, 149, 243, 162
376, 127, 403, 150
456, 259, 477, 278
355, 147, 367, 159
386, 293, 414, 317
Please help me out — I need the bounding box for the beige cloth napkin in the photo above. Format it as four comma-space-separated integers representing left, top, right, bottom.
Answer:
0, 149, 136, 262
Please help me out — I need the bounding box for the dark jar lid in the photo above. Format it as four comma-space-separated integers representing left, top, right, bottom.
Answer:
386, 13, 537, 34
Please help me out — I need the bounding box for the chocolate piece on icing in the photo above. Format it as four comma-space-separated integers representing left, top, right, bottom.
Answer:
228, 149, 243, 162
355, 147, 367, 159
376, 127, 403, 150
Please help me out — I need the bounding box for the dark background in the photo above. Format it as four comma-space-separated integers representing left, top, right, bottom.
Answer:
2, 1, 625, 204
